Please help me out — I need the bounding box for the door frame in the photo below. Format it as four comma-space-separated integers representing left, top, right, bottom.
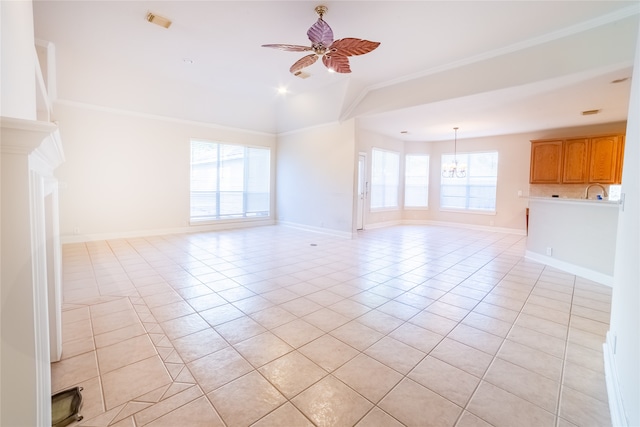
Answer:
357, 152, 367, 230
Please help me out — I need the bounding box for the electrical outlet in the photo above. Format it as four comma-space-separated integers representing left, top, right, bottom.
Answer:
546, 247, 553, 256
517, 190, 522, 197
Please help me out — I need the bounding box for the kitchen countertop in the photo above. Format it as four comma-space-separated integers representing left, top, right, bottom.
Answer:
528, 196, 620, 206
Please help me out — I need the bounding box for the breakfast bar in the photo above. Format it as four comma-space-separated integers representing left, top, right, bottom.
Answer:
525, 196, 621, 286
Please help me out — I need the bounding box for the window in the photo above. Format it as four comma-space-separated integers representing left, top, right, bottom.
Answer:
608, 184, 622, 201
405, 154, 429, 208
440, 151, 498, 212
190, 140, 270, 221
371, 148, 399, 209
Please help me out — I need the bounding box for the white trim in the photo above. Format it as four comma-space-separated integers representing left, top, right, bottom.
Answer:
604, 331, 628, 427
34, 39, 57, 102
34, 47, 52, 121
60, 219, 276, 244
276, 120, 342, 138
54, 99, 275, 137
363, 220, 403, 230
29, 170, 52, 427
525, 250, 613, 286
278, 221, 353, 239
45, 178, 63, 362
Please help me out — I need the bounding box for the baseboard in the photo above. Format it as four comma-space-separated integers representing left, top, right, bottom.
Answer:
524, 250, 614, 287
361, 219, 525, 235
363, 220, 403, 230
604, 331, 628, 427
60, 219, 527, 244
60, 219, 276, 244
277, 221, 353, 239
407, 219, 527, 235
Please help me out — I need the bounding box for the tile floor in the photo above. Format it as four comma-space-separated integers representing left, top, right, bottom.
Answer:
53, 225, 613, 427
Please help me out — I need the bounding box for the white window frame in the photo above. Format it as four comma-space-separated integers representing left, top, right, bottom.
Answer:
190, 139, 271, 223
440, 151, 498, 214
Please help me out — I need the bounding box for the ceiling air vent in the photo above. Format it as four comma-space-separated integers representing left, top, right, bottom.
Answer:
146, 12, 171, 29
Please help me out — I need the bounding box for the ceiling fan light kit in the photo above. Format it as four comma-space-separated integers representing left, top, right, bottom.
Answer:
262, 5, 380, 75
442, 127, 467, 179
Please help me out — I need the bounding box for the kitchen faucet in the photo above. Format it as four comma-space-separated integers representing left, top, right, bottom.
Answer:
584, 183, 608, 199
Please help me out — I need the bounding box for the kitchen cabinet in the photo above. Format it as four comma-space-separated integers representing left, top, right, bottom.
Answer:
530, 140, 563, 183
589, 135, 624, 184
562, 138, 589, 183
530, 134, 624, 184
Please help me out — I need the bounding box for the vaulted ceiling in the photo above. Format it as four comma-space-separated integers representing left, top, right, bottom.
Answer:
33, 1, 639, 141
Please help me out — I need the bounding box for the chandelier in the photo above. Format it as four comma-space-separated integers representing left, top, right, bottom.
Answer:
442, 127, 467, 178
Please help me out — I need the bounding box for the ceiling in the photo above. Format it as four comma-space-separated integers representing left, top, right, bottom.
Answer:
32, 1, 639, 141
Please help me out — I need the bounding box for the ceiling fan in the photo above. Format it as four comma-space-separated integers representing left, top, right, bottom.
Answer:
262, 5, 380, 76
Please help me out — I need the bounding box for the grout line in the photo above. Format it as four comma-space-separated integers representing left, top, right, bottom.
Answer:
453, 252, 545, 426
58, 225, 613, 427
555, 274, 577, 427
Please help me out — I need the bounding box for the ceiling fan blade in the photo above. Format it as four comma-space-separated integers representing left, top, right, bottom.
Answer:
261, 44, 313, 52
290, 54, 319, 74
329, 38, 380, 56
307, 18, 334, 47
322, 54, 351, 73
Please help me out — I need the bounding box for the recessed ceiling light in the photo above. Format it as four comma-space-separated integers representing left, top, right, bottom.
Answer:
146, 12, 171, 29
582, 109, 600, 116
277, 87, 288, 95
611, 77, 629, 84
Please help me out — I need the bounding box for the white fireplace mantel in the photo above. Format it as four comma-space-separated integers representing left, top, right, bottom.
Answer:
1, 115, 64, 427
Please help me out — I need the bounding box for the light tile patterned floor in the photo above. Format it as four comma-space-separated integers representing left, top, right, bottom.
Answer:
53, 225, 613, 427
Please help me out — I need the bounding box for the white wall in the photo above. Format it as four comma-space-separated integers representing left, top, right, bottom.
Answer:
607, 24, 640, 427
0, 0, 37, 120
54, 102, 276, 241
276, 120, 356, 236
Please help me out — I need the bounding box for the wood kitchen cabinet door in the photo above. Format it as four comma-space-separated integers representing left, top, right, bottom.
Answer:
562, 138, 589, 183
589, 135, 622, 184
617, 136, 625, 183
530, 140, 563, 183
